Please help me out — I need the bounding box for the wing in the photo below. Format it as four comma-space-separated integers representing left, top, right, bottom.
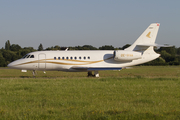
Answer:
71, 66, 122, 71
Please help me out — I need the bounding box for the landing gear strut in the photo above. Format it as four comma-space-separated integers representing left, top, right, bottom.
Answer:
32, 70, 37, 77
87, 71, 94, 77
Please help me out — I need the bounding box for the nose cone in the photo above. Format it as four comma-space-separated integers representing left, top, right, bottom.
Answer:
7, 59, 33, 70
7, 59, 22, 69
7, 61, 16, 69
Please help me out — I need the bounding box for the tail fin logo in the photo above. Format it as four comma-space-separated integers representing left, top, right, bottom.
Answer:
146, 32, 151, 38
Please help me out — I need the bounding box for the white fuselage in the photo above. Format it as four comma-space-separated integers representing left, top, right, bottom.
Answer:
8, 50, 160, 72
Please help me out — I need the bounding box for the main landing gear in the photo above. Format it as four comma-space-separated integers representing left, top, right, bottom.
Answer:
87, 71, 99, 77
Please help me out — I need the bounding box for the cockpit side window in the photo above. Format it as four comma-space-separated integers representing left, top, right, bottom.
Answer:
30, 55, 34, 58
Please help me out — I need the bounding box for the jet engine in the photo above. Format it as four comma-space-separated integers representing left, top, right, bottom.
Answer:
113, 50, 142, 61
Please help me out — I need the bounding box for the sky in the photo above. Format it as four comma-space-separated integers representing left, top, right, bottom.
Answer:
0, 0, 180, 49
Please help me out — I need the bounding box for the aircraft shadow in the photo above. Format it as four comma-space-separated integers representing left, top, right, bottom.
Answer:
20, 76, 35, 78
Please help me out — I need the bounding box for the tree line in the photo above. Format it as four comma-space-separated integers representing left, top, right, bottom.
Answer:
0, 40, 180, 67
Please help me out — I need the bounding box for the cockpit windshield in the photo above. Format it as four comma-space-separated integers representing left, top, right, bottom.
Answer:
27, 55, 31, 58
22, 54, 35, 59
22, 54, 28, 58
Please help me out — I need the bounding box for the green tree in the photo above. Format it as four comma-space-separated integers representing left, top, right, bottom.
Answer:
160, 50, 175, 63
5, 40, 11, 50
10, 44, 21, 51
0, 53, 6, 67
143, 57, 167, 66
54, 45, 61, 50
122, 44, 131, 50
23, 47, 35, 52
1, 50, 18, 66
99, 45, 114, 50
38, 43, 43, 51
158, 46, 176, 56
177, 47, 180, 55
45, 46, 54, 50
82, 45, 98, 50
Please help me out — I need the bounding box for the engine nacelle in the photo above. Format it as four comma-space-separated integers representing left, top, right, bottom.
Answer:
113, 50, 142, 61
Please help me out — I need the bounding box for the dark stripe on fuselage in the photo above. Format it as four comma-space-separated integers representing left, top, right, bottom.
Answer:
88, 67, 122, 71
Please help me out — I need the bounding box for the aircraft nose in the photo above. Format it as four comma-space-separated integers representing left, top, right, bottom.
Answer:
7, 62, 13, 68
7, 61, 16, 69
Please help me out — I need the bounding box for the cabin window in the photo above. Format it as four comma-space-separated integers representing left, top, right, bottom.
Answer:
53, 56, 90, 60
30, 55, 34, 58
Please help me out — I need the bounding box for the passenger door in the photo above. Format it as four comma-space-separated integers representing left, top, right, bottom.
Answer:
38, 53, 46, 69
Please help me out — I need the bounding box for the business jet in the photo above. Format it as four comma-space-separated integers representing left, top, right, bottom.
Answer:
8, 23, 167, 77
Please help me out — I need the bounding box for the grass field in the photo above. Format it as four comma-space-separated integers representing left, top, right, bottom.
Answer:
0, 66, 180, 119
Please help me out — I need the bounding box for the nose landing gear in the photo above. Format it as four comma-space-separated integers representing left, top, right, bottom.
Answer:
32, 70, 37, 77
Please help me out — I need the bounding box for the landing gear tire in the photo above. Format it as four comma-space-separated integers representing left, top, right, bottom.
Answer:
94, 71, 99, 77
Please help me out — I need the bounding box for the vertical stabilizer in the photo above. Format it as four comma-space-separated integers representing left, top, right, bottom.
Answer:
125, 23, 160, 51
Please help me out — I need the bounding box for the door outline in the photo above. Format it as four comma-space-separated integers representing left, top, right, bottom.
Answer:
38, 53, 46, 69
